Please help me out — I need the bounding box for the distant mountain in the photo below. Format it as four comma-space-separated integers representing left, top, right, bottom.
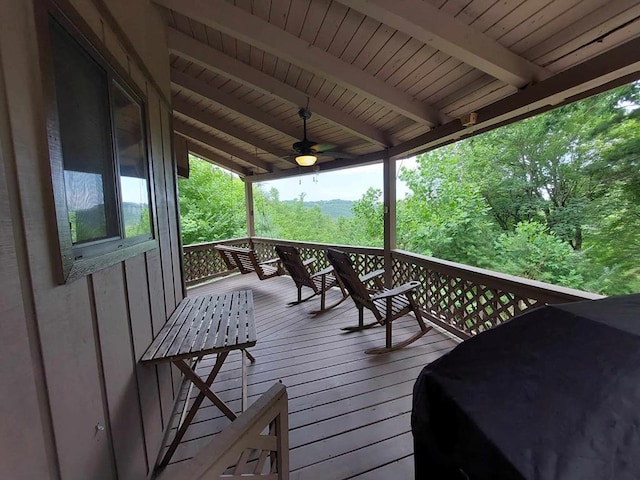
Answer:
283, 199, 354, 218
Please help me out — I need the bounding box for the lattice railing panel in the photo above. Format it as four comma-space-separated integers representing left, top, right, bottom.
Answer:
393, 256, 543, 337
183, 238, 251, 286
251, 241, 277, 263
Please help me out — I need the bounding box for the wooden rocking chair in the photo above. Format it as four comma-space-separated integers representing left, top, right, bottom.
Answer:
275, 244, 348, 313
215, 245, 282, 280
326, 248, 431, 354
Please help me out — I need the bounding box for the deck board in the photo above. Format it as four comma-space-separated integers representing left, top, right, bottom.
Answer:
162, 272, 458, 479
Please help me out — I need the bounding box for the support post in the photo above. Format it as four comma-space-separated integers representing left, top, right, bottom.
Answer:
173, 133, 190, 178
244, 180, 255, 238
383, 150, 396, 289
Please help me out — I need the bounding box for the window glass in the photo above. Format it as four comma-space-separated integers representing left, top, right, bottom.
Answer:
50, 19, 118, 244
112, 82, 152, 238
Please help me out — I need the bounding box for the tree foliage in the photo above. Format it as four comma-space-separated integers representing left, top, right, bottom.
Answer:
178, 157, 246, 244
395, 83, 640, 295
178, 83, 640, 296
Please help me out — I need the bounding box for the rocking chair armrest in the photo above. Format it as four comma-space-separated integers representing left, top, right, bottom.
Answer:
303, 257, 316, 267
260, 257, 281, 265
360, 269, 384, 283
311, 265, 333, 278
371, 281, 421, 300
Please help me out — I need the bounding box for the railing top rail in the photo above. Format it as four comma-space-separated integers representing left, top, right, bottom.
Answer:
250, 237, 383, 256
392, 249, 603, 302
183, 237, 251, 251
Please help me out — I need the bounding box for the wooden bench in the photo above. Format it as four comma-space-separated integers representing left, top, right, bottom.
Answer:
215, 245, 283, 280
142, 291, 257, 469
157, 382, 289, 480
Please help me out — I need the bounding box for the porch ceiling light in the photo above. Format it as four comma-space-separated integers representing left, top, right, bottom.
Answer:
295, 153, 317, 166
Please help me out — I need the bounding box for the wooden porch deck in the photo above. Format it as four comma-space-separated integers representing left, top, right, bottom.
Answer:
160, 272, 458, 479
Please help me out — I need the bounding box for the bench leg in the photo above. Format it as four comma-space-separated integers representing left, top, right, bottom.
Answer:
242, 350, 248, 412
244, 349, 256, 363
157, 353, 233, 470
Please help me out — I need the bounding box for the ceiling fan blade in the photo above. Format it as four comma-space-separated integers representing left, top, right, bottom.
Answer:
316, 150, 357, 159
312, 143, 337, 153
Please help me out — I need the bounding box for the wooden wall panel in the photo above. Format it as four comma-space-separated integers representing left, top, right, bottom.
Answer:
160, 104, 185, 306
174, 133, 190, 178
148, 89, 177, 319
0, 1, 115, 478
92, 264, 147, 480
0, 1, 182, 479
0, 29, 51, 480
124, 255, 164, 467
147, 88, 184, 396
98, 0, 171, 98
146, 249, 176, 423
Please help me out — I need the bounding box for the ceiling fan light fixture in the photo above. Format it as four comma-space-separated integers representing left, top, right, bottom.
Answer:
295, 154, 317, 166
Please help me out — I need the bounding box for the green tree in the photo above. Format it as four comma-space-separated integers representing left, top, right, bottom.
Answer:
178, 156, 246, 244
350, 188, 384, 247
254, 189, 351, 244
493, 221, 584, 287
396, 82, 640, 295
398, 148, 496, 266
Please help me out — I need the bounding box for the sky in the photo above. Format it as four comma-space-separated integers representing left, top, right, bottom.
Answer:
256, 157, 418, 201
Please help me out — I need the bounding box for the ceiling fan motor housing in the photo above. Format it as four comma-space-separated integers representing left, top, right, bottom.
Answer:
294, 107, 317, 153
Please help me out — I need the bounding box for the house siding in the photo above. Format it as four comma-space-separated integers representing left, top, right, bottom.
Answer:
0, 1, 182, 479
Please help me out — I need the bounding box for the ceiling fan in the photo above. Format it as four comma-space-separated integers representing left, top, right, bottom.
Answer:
291, 108, 354, 166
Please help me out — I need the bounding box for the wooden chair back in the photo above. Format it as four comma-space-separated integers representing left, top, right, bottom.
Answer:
216, 246, 239, 270
158, 383, 289, 480
327, 249, 378, 317
215, 245, 281, 280
275, 245, 316, 291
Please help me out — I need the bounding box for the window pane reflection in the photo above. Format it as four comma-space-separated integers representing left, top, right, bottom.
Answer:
112, 82, 152, 238
51, 19, 118, 244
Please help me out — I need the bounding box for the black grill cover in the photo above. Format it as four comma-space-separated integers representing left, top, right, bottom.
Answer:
412, 294, 640, 480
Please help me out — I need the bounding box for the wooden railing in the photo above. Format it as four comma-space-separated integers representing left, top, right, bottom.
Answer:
391, 250, 602, 339
182, 237, 251, 286
183, 237, 602, 339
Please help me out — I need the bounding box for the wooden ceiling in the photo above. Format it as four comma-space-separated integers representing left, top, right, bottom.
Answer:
154, 0, 640, 181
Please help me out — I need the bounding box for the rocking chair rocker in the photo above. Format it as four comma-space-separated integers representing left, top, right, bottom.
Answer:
326, 248, 432, 354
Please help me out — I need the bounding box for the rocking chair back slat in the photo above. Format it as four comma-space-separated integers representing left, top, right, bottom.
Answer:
326, 249, 377, 314
275, 245, 316, 292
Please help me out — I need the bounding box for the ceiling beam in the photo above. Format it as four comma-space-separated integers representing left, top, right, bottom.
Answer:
172, 98, 292, 165
245, 151, 384, 183
173, 118, 274, 173
247, 36, 640, 183
186, 141, 250, 176
337, 0, 551, 88
171, 69, 301, 140
156, 0, 445, 126
387, 37, 640, 160
167, 29, 390, 148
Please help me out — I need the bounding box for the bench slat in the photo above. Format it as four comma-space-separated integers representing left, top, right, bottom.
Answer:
141, 298, 194, 362
141, 291, 256, 364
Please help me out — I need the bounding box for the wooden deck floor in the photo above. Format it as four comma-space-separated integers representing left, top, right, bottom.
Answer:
160, 272, 458, 479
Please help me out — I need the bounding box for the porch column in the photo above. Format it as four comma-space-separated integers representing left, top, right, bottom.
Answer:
244, 180, 255, 237
383, 150, 396, 288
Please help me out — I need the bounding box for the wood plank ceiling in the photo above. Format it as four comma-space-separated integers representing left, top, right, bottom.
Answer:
153, 0, 640, 181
